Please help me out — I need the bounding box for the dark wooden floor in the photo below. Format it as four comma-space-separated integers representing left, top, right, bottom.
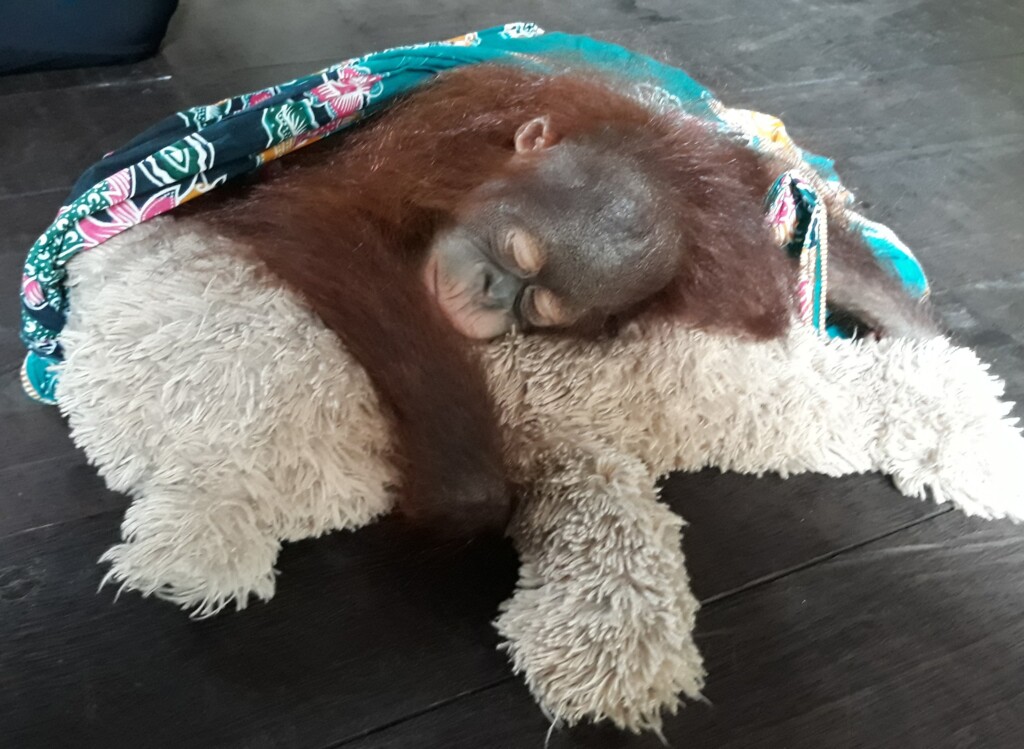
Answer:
2, 2, 1023, 747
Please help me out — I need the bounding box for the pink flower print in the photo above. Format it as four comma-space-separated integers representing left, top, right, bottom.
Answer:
246, 89, 275, 108
22, 276, 47, 309
311, 68, 382, 119
768, 195, 789, 224
767, 186, 797, 246
76, 187, 180, 250
100, 168, 134, 204
795, 278, 813, 325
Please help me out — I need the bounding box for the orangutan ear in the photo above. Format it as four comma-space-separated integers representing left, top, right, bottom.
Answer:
514, 116, 559, 152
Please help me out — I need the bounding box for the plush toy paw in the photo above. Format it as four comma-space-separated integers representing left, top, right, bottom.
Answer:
496, 444, 705, 732
100, 486, 281, 618
868, 338, 1024, 520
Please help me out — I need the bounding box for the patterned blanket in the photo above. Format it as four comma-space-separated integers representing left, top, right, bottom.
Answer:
19, 22, 928, 404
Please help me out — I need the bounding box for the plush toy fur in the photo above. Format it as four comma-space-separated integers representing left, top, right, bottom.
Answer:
57, 216, 1024, 732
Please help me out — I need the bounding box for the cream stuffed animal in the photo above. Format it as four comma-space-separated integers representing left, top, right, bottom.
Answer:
56, 216, 1024, 732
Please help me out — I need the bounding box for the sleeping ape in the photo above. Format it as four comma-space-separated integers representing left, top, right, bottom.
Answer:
187, 64, 938, 534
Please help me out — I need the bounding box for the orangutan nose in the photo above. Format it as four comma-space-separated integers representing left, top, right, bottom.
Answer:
481, 265, 520, 309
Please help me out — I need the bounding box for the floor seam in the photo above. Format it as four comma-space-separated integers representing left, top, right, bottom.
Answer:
0, 507, 123, 543
699, 506, 955, 606
324, 677, 513, 748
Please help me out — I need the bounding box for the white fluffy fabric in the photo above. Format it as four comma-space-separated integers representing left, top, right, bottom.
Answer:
56, 216, 1024, 732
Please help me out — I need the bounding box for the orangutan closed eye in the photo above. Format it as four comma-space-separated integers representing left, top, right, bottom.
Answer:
183, 64, 940, 536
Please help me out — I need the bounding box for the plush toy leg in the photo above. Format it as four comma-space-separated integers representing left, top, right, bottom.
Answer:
635, 331, 1023, 522
496, 444, 704, 733
100, 484, 281, 617
865, 337, 1024, 520
57, 222, 399, 614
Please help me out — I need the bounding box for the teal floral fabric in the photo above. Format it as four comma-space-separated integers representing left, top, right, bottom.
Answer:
19, 22, 929, 404
764, 172, 829, 333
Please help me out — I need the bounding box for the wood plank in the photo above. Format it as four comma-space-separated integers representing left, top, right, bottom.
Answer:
0, 191, 94, 485
837, 135, 1024, 289
0, 58, 171, 98
158, 1, 579, 82
0, 406, 88, 504
715, 55, 1024, 164
593, 0, 1024, 91
0, 82, 187, 199
0, 476, 962, 747
340, 511, 1024, 748
26, 0, 1023, 106
0, 514, 520, 749
666, 471, 946, 602
0, 454, 124, 540
156, 0, 1024, 90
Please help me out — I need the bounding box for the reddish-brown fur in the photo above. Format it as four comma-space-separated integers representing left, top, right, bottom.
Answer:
180, 64, 925, 534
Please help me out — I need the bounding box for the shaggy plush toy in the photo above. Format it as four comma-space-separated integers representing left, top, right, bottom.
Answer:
54, 216, 1024, 731
20, 25, 1024, 734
